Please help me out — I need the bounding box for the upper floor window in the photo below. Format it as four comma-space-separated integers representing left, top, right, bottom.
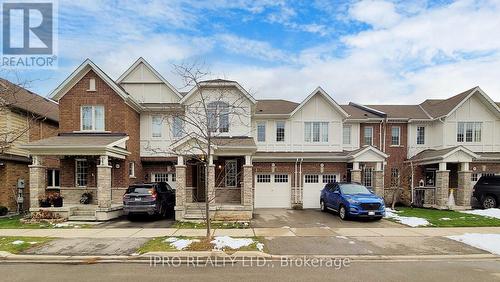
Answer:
257, 122, 266, 142
172, 116, 183, 139
152, 116, 162, 138
457, 122, 481, 142
416, 126, 425, 145
304, 122, 328, 142
343, 125, 351, 145
276, 121, 285, 142
363, 126, 373, 146
207, 101, 229, 133
391, 126, 400, 146
88, 78, 96, 91
81, 105, 104, 131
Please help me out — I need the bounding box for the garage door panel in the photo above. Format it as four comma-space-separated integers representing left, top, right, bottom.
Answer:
255, 174, 291, 208
303, 174, 339, 209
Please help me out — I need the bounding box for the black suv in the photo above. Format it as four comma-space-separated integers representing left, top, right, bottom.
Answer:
123, 183, 175, 217
472, 175, 500, 209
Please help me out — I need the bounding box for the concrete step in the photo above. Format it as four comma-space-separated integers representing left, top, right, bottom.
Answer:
68, 215, 97, 221
72, 211, 95, 217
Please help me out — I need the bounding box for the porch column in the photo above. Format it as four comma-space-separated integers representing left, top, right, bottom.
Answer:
457, 162, 472, 207
97, 155, 112, 208
242, 155, 253, 207
28, 156, 46, 209
435, 162, 449, 208
207, 155, 215, 205
175, 156, 186, 220
373, 162, 384, 198
351, 162, 361, 183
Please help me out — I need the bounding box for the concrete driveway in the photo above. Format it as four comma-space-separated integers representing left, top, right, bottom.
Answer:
251, 208, 402, 228
95, 214, 175, 228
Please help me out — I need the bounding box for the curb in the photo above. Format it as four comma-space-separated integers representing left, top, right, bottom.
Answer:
0, 251, 497, 264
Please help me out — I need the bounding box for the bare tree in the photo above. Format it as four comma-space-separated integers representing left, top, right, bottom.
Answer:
388, 158, 412, 210
144, 62, 251, 239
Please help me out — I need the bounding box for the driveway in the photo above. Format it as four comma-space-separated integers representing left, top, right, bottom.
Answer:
251, 208, 402, 228
95, 214, 175, 228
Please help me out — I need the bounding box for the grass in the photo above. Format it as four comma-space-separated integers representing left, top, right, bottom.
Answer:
137, 236, 264, 254
0, 236, 52, 254
172, 221, 250, 229
0, 215, 92, 229
392, 207, 500, 227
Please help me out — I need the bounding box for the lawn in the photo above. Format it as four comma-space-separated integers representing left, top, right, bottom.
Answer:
0, 236, 53, 254
392, 207, 500, 227
172, 221, 250, 229
137, 236, 264, 254
0, 215, 91, 229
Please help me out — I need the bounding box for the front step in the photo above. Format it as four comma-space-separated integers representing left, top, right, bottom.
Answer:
72, 211, 95, 216
68, 215, 97, 221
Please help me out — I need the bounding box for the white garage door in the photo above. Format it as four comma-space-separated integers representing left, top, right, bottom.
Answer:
255, 174, 291, 208
303, 174, 339, 209
151, 172, 176, 189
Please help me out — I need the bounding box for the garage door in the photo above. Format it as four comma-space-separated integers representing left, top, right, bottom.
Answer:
151, 172, 176, 189
303, 174, 338, 208
255, 174, 291, 208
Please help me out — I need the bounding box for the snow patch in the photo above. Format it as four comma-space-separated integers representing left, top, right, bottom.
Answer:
460, 208, 500, 219
163, 237, 200, 250
439, 217, 451, 221
211, 236, 254, 251
11, 240, 24, 245
336, 236, 349, 240
447, 233, 500, 255
256, 243, 264, 252
384, 208, 430, 227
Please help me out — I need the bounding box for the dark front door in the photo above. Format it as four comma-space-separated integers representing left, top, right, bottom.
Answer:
195, 163, 206, 202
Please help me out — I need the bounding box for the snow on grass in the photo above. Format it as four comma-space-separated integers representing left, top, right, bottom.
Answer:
460, 208, 500, 219
163, 237, 200, 250
211, 236, 255, 251
256, 243, 264, 252
11, 240, 24, 245
447, 233, 500, 255
439, 218, 452, 221
384, 208, 430, 227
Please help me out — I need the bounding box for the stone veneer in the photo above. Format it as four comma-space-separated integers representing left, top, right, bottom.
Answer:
373, 170, 384, 197
435, 170, 450, 208
97, 162, 112, 208
457, 170, 472, 207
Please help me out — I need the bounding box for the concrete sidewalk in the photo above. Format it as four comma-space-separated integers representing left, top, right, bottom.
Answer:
2, 226, 500, 238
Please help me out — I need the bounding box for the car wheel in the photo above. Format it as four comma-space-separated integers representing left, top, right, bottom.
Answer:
320, 200, 326, 212
482, 196, 497, 209
339, 205, 348, 220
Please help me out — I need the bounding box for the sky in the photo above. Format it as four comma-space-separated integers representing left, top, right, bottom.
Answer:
3, 0, 500, 104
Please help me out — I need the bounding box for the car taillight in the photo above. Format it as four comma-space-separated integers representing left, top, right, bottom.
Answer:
123, 194, 130, 200
148, 189, 157, 199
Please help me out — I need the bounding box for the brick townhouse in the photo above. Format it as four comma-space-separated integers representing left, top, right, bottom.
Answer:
0, 79, 59, 212
22, 57, 500, 221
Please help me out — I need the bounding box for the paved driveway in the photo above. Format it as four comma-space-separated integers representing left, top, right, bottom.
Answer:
95, 214, 175, 228
251, 208, 402, 228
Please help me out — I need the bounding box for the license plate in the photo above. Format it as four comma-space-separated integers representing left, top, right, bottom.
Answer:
134, 197, 141, 201
368, 211, 375, 216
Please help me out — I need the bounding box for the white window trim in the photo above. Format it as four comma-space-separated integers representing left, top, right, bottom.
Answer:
87, 78, 96, 92
416, 125, 425, 145
343, 125, 351, 145
225, 160, 237, 187
304, 121, 329, 143
75, 159, 88, 188
151, 115, 163, 138
257, 121, 266, 143
80, 105, 105, 132
276, 121, 285, 142
364, 126, 373, 145
391, 126, 401, 146
47, 169, 60, 188
129, 162, 135, 178
457, 122, 482, 143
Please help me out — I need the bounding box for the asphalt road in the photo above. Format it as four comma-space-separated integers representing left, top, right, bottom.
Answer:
1, 260, 500, 282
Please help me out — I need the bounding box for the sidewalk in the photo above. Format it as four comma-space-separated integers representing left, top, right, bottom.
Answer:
2, 226, 500, 238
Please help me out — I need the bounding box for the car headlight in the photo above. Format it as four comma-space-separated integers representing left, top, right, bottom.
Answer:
347, 198, 359, 204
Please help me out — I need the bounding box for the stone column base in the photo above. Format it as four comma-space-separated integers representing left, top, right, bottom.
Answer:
97, 165, 112, 208
351, 170, 361, 183
373, 170, 384, 197
457, 171, 472, 206
435, 170, 450, 207
29, 165, 46, 209
242, 165, 253, 207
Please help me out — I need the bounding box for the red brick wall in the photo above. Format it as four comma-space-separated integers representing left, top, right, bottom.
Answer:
0, 161, 30, 211
58, 70, 142, 186
360, 123, 382, 148
383, 123, 408, 188
470, 163, 500, 174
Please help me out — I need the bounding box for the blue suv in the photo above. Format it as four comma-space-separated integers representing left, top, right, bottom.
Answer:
320, 182, 385, 220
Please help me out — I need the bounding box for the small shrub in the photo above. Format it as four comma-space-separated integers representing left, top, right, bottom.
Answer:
0, 206, 8, 216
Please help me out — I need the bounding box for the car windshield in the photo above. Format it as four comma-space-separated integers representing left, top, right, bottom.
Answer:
126, 187, 154, 194
340, 184, 371, 195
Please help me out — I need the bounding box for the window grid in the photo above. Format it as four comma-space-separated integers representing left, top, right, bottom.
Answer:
305, 175, 319, 183
274, 174, 288, 183
417, 126, 425, 145
276, 122, 285, 142
471, 173, 479, 182
257, 175, 271, 183
208, 102, 229, 133
225, 160, 237, 187
152, 173, 169, 183
364, 126, 373, 145
457, 122, 481, 143
304, 122, 329, 143
391, 126, 400, 146
362, 167, 373, 187
76, 160, 88, 187
322, 174, 337, 183
81, 105, 104, 131
390, 168, 400, 187
257, 122, 266, 142
343, 125, 351, 145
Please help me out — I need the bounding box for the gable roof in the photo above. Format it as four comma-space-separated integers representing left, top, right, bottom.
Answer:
0, 78, 59, 122
50, 59, 142, 112
340, 104, 381, 120
410, 146, 479, 163
364, 104, 430, 120
255, 99, 299, 115
179, 80, 256, 104
116, 57, 183, 99
289, 86, 349, 118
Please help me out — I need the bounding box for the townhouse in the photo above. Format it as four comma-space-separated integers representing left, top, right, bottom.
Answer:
22, 58, 500, 221
0, 79, 59, 212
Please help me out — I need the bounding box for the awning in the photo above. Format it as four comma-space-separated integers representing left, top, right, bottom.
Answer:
20, 133, 130, 159
409, 146, 479, 164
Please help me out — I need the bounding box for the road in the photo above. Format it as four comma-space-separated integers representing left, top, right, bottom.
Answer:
1, 259, 500, 282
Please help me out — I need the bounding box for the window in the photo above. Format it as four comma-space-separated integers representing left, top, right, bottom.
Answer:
172, 116, 183, 138
323, 174, 337, 183
390, 168, 400, 187
152, 173, 168, 182
207, 102, 229, 133
171, 173, 176, 182
363, 126, 373, 145
304, 122, 328, 143
47, 169, 60, 188
343, 125, 351, 145
425, 169, 436, 187
257, 122, 266, 142
81, 105, 104, 131
457, 122, 482, 142
362, 167, 373, 187
129, 162, 135, 178
88, 78, 96, 91
276, 121, 285, 142
151, 116, 162, 138
225, 160, 237, 187
274, 174, 288, 183
471, 173, 479, 182
305, 175, 319, 183
75, 159, 88, 187
391, 126, 400, 146
257, 174, 271, 183
417, 126, 425, 145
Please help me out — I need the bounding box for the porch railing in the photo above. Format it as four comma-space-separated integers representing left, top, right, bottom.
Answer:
413, 187, 436, 207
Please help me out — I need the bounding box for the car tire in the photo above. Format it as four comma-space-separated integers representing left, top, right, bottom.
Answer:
482, 195, 497, 209
320, 200, 327, 212
339, 205, 348, 220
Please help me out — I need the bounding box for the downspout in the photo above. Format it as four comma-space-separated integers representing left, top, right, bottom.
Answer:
299, 158, 303, 204
294, 158, 298, 204
410, 161, 414, 205
379, 121, 383, 149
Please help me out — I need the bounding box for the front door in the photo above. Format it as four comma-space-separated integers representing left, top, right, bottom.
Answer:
195, 163, 206, 202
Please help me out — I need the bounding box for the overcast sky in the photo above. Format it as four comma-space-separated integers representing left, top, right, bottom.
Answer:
5, 0, 500, 104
